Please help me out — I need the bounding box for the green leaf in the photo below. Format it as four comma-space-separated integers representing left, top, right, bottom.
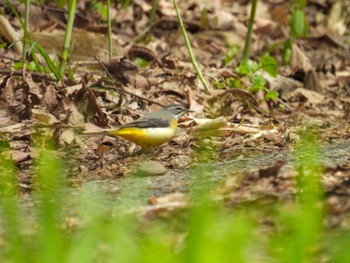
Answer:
134, 57, 150, 68
225, 77, 240, 88
213, 80, 225, 89
13, 61, 38, 71
249, 61, 260, 73
236, 62, 250, 75
55, 0, 66, 8
236, 61, 259, 76
34, 42, 61, 79
290, 9, 308, 38
295, 0, 307, 10
282, 39, 292, 64
224, 46, 239, 65
260, 54, 278, 77
265, 90, 279, 101
200, 7, 208, 29
91, 2, 108, 21
250, 74, 266, 94
12, 61, 24, 70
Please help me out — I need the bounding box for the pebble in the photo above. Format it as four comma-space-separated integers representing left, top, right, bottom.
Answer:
136, 161, 167, 176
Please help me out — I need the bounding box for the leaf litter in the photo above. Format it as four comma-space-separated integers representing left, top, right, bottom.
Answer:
0, 0, 350, 228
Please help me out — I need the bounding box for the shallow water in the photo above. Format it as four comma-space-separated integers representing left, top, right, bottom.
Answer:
19, 139, 350, 219
71, 139, 350, 210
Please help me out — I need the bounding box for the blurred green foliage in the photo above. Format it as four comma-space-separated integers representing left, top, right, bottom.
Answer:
0, 132, 349, 262
283, 0, 309, 64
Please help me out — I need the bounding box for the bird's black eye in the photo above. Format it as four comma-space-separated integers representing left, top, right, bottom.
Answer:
178, 107, 186, 113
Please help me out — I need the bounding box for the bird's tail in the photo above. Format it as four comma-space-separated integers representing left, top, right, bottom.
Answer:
82, 128, 123, 138
81, 130, 107, 137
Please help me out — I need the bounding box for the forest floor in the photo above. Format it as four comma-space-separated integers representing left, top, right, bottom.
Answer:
0, 0, 350, 230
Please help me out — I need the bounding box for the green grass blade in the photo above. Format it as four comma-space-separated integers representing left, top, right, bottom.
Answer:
173, 0, 210, 93
35, 149, 67, 263
59, 0, 77, 77
270, 132, 324, 263
23, 0, 31, 61
0, 144, 26, 263
107, 0, 112, 58
34, 42, 61, 79
242, 0, 257, 63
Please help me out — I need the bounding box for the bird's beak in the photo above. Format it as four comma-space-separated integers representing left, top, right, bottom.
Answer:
176, 109, 193, 119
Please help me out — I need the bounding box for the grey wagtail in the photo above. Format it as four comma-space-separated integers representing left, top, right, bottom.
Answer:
86, 104, 191, 150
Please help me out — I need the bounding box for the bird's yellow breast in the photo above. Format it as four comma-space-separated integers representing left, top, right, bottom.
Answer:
106, 119, 178, 150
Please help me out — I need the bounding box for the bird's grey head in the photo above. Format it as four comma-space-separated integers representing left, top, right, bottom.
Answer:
164, 104, 191, 119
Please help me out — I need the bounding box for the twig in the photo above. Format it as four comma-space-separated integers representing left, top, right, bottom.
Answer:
0, 69, 56, 81
0, 54, 21, 62
91, 84, 164, 107
277, 98, 293, 111
125, 24, 153, 50
93, 56, 163, 107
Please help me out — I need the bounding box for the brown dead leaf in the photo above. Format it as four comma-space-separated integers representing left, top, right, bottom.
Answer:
31, 108, 58, 125
255, 0, 270, 19
102, 57, 139, 85
190, 117, 228, 136
214, 9, 237, 30
59, 129, 77, 146
25, 75, 42, 105
0, 122, 27, 134
304, 69, 325, 92
41, 84, 59, 112
255, 18, 285, 39
161, 54, 179, 69
31, 28, 124, 59
10, 150, 31, 163
213, 176, 240, 201
225, 123, 279, 138
75, 86, 106, 124
127, 45, 157, 62
0, 109, 13, 128
148, 192, 187, 205
1, 77, 30, 121
265, 133, 285, 146
141, 192, 189, 218
327, 2, 347, 36
290, 44, 313, 72
1, 76, 16, 106
154, 16, 201, 33
17, 3, 49, 31
58, 97, 85, 126
264, 74, 303, 99
289, 87, 327, 105
132, 75, 151, 90
0, 15, 23, 54
258, 160, 285, 178
222, 89, 258, 106
271, 5, 289, 25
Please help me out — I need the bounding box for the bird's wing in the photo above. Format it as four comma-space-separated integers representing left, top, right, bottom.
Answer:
119, 117, 169, 129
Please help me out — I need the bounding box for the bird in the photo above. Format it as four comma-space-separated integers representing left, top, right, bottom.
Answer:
85, 104, 192, 150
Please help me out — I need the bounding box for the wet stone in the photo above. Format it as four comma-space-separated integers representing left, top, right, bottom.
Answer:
136, 161, 167, 176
